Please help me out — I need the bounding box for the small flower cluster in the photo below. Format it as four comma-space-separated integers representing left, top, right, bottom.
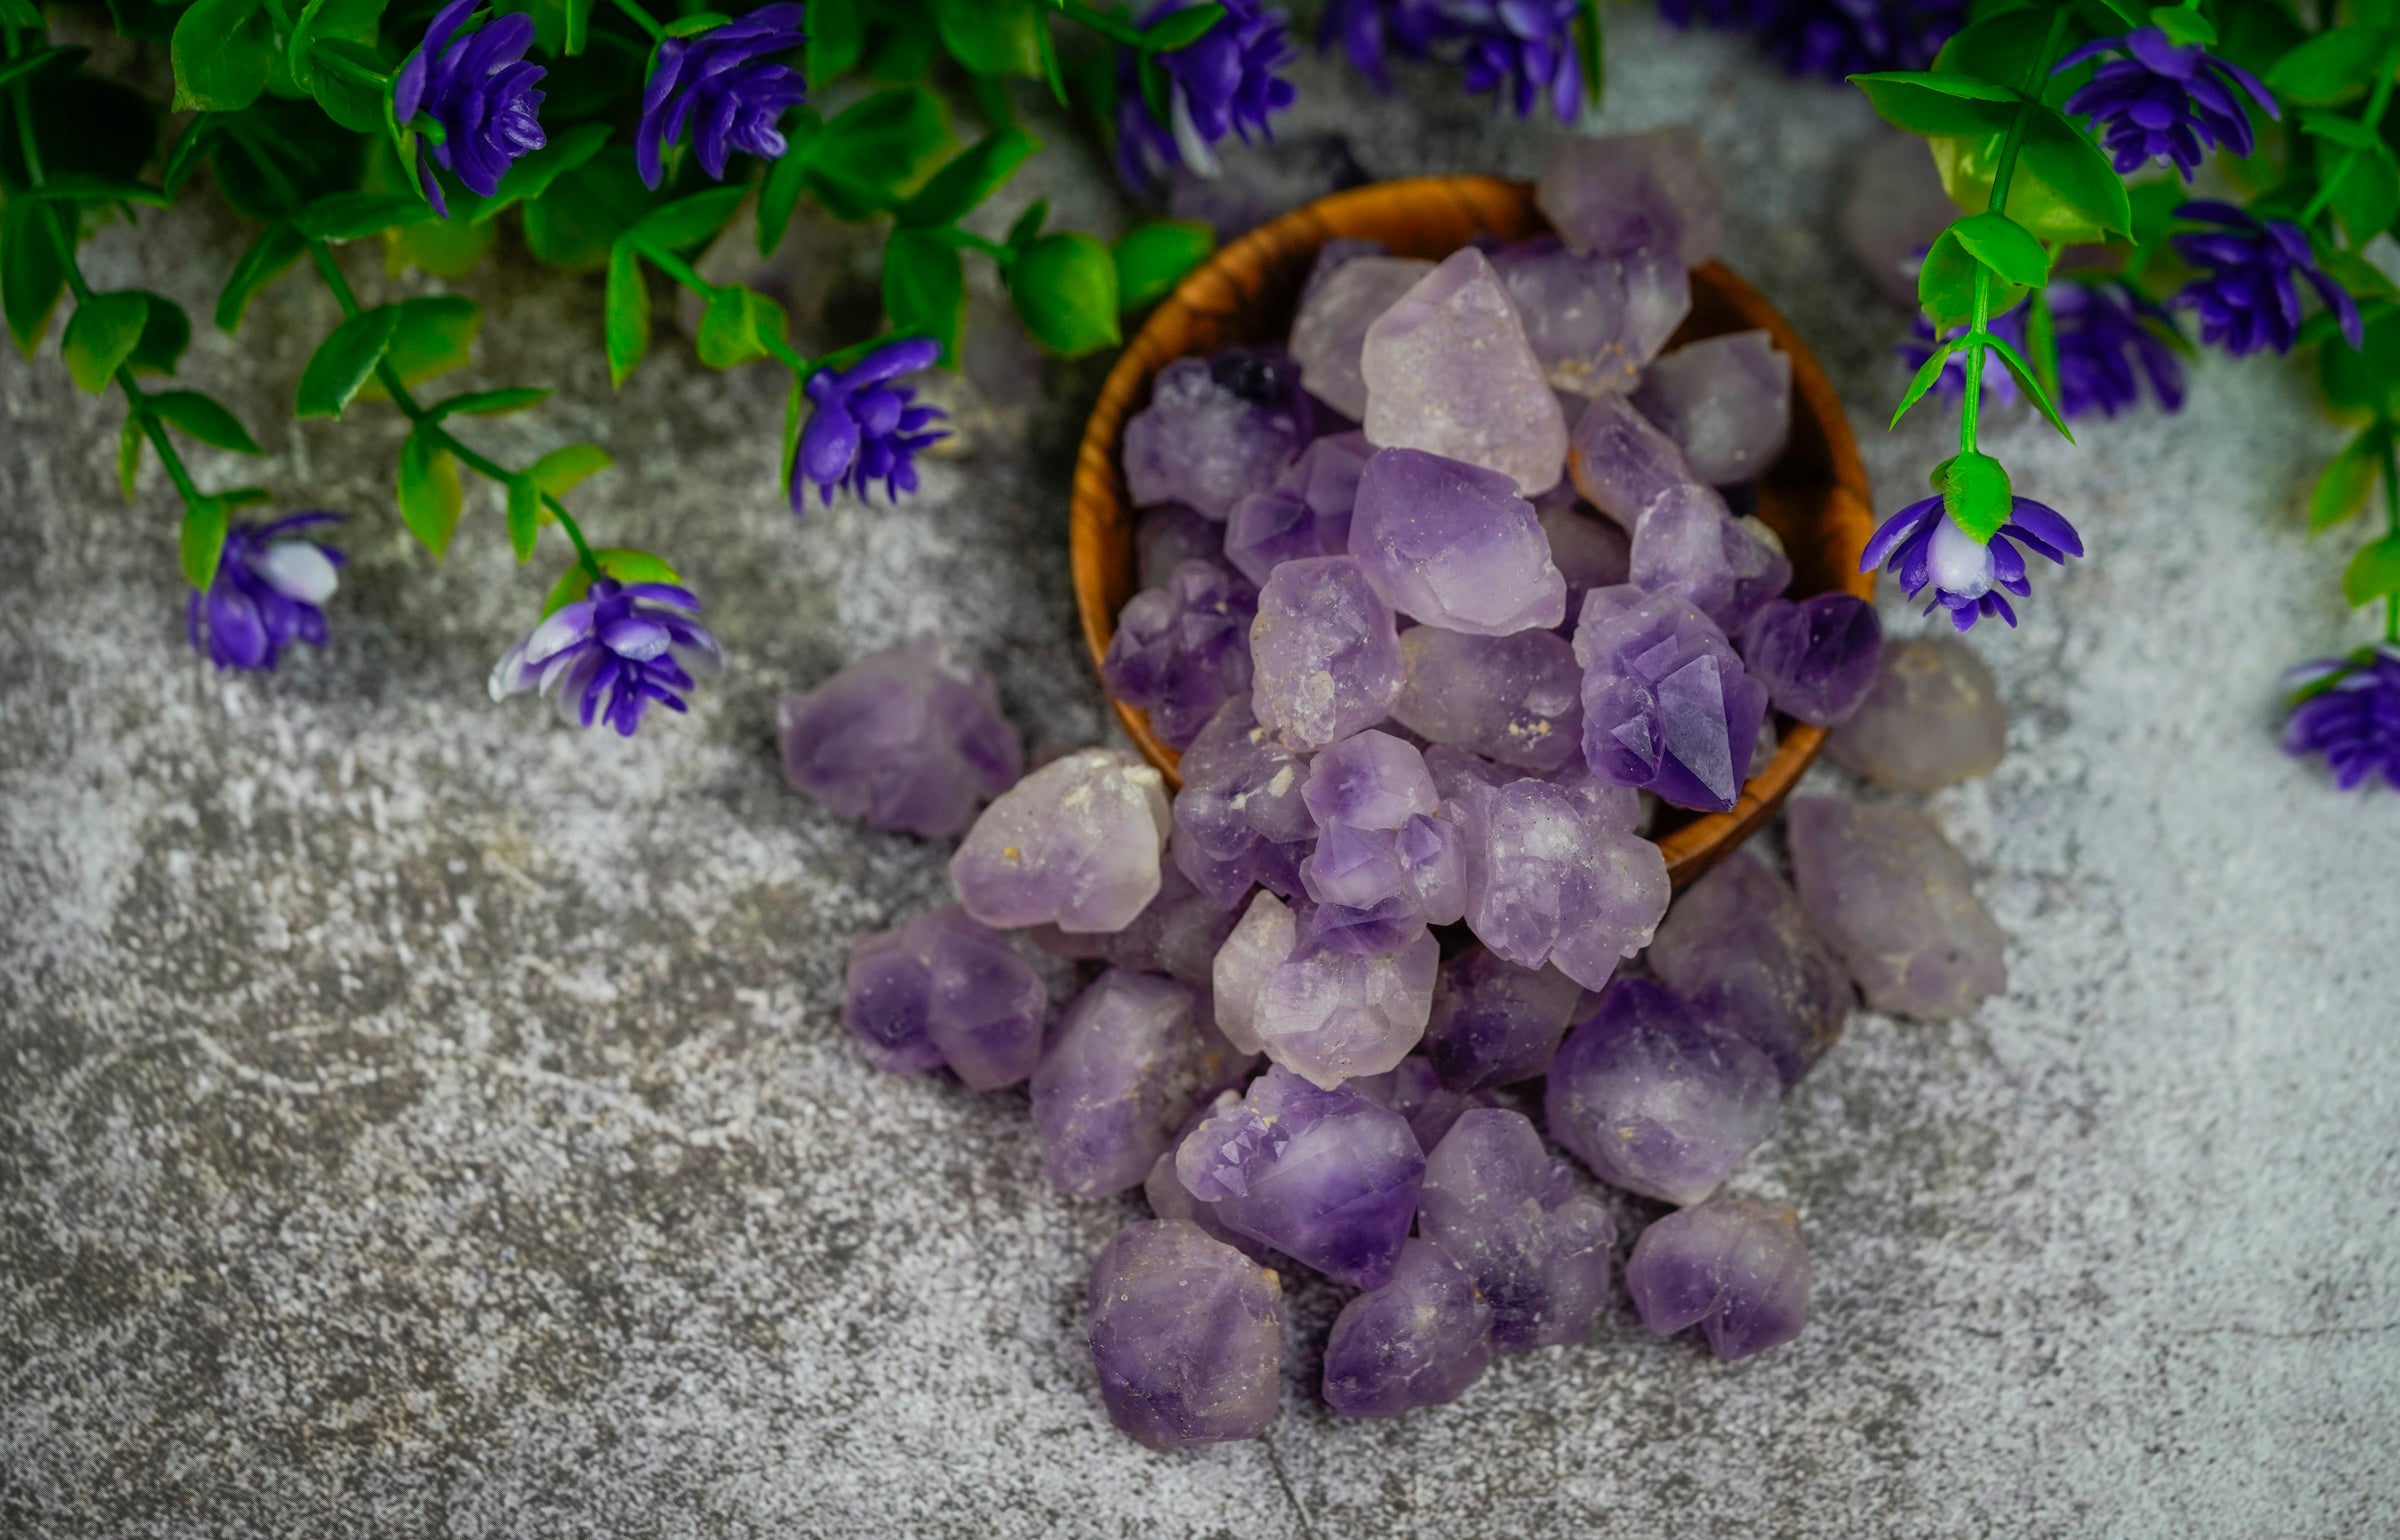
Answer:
2283, 649, 2400, 793
1117, 0, 1299, 189
1656, 0, 1967, 80
1322, 0, 1585, 122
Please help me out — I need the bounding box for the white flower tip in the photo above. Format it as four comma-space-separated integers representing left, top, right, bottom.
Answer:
255, 541, 339, 605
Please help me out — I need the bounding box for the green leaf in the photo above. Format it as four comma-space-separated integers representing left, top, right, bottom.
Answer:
163, 115, 222, 199
1918, 227, 2024, 329
1888, 337, 1958, 428
2343, 531, 2400, 607
630, 186, 750, 251
443, 122, 614, 224
397, 427, 466, 556
528, 443, 612, 497
1006, 198, 1049, 258
1984, 332, 2074, 442
27, 175, 173, 208
1937, 450, 2014, 543
1009, 231, 1121, 356
0, 45, 88, 94
1948, 209, 2051, 289
506, 476, 543, 562
181, 494, 232, 590
564, 0, 594, 53
809, 0, 864, 85
757, 112, 821, 255
781, 377, 804, 502
695, 285, 790, 369
883, 227, 967, 365
1113, 219, 1214, 311
126, 292, 192, 375
1929, 11, 2054, 89
172, 0, 276, 113
2027, 284, 2061, 405
522, 150, 653, 272
149, 390, 266, 454
431, 386, 553, 419
1142, 2, 1224, 52
382, 215, 498, 279
2328, 145, 2400, 245
2311, 427, 2386, 532
63, 292, 150, 394
541, 547, 681, 617
357, 295, 480, 394
664, 9, 731, 35
805, 86, 952, 219
2265, 25, 2390, 108
899, 127, 1040, 228
0, 0, 50, 30
932, 0, 1045, 76
296, 303, 402, 418
1851, 70, 2021, 137
288, 0, 391, 130
1, 199, 67, 356
1035, 4, 1068, 104
2304, 110, 2387, 151
216, 222, 308, 332
2323, 312, 2400, 413
605, 243, 651, 386
2017, 107, 2135, 238
2148, 4, 2215, 46
120, 415, 146, 501
293, 191, 424, 242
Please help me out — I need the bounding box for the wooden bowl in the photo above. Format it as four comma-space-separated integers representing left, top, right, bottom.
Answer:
1071, 175, 1875, 887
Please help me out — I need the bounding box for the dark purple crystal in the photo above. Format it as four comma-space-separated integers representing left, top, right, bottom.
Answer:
1419, 1108, 1616, 1351
1737, 592, 1884, 728
1104, 559, 1260, 749
1087, 1219, 1284, 1447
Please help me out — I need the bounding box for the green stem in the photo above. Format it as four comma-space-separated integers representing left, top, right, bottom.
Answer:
635, 239, 817, 376
2300, 41, 2400, 227
1054, 0, 1146, 48
310, 44, 392, 92
607, 0, 666, 41
306, 241, 605, 580
945, 228, 1010, 262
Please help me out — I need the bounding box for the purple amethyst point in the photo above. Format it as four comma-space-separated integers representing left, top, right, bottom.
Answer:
1419, 1107, 1617, 1351
1321, 1237, 1496, 1416
1625, 1195, 1811, 1361
1088, 1219, 1284, 1447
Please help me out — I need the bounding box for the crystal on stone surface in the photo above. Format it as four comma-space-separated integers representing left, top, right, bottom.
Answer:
778, 635, 1023, 839
1541, 502, 1633, 614
1213, 889, 1296, 1053
1786, 796, 2007, 1020
1825, 637, 2006, 790
1566, 391, 1700, 528
1349, 448, 1567, 635
1573, 584, 1771, 813
1321, 1237, 1496, 1417
1249, 556, 1407, 750
1304, 729, 1440, 829
1171, 699, 1316, 906
1633, 331, 1791, 486
1092, 861, 1246, 987
1087, 1219, 1284, 1448
1648, 850, 1850, 1086
1103, 559, 1259, 749
951, 748, 1171, 933
1290, 255, 1436, 420
1737, 593, 1884, 728
1628, 482, 1792, 634
1144, 1123, 1271, 1261
1423, 946, 1587, 1091
1490, 236, 1690, 396
1535, 125, 1722, 266
1175, 1065, 1426, 1288
1254, 915, 1440, 1087
1138, 503, 1227, 588
1452, 774, 1670, 988
1123, 349, 1312, 519
1625, 1195, 1811, 1361
1032, 969, 1253, 1198
842, 905, 1049, 1090
1349, 1053, 1487, 1152
1392, 626, 1586, 773
1419, 1108, 1617, 1351
1544, 977, 1781, 1206
1360, 248, 1568, 496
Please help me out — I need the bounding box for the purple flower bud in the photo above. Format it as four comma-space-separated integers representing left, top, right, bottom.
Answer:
792, 339, 949, 510
488, 575, 723, 735
2282, 645, 2400, 791
635, 3, 809, 189
1860, 492, 2084, 632
2057, 28, 2278, 181
396, 0, 548, 217
1448, 0, 1584, 123
1114, 0, 1298, 190
1316, 0, 1445, 91
2171, 200, 2363, 356
187, 513, 346, 671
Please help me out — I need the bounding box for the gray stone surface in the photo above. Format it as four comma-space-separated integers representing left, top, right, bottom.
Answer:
4, 16, 2398, 1538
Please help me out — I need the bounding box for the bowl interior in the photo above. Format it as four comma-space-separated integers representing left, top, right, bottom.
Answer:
1071, 174, 1874, 885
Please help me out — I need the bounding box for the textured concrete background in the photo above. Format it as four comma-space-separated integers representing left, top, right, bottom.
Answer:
5, 15, 2398, 1538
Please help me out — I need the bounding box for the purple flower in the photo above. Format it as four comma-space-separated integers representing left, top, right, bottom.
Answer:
2283, 646, 2400, 791
1449, 0, 1584, 122
635, 3, 808, 190
2171, 200, 2364, 356
187, 513, 345, 671
1660, 0, 1964, 79
1897, 309, 2027, 411
794, 337, 949, 509
392, 0, 547, 217
1114, 0, 1297, 190
2049, 280, 2186, 418
487, 576, 723, 735
1860, 493, 2083, 631
1316, 0, 1444, 89
2058, 29, 2276, 181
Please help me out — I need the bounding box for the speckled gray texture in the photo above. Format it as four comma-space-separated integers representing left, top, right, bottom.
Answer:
5, 16, 2398, 1538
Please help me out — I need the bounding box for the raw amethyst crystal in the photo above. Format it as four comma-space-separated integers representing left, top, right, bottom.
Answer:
1223, 431, 1370, 585
1103, 559, 1259, 749
778, 635, 1023, 838
1786, 796, 2007, 1020
1321, 1238, 1496, 1416
1289, 255, 1436, 418
1300, 821, 1407, 910
1422, 946, 1587, 1091
1254, 915, 1440, 1086
951, 749, 1172, 933
1419, 1108, 1616, 1350
1349, 448, 1567, 635
1303, 728, 1439, 828
1490, 237, 1691, 396
1171, 699, 1316, 905
1349, 1054, 1486, 1151
1174, 1065, 1426, 1287
1840, 131, 1958, 311
1647, 849, 1850, 1086
1573, 584, 1770, 813
1123, 349, 1312, 519
1212, 889, 1296, 1052
1633, 331, 1792, 485
1625, 1195, 1811, 1361
1825, 636, 2006, 790
841, 905, 1047, 1090
1737, 593, 1884, 728
1359, 248, 1568, 496
1301, 236, 1389, 303
1032, 969, 1253, 1197
1087, 1219, 1284, 1447
1249, 556, 1407, 749
1090, 861, 1246, 987
1452, 774, 1670, 988
1544, 977, 1781, 1205
1535, 125, 1722, 265
1144, 1138, 1269, 1260
1567, 391, 1701, 527
1139, 503, 1228, 587
1540, 501, 1633, 611
1628, 482, 1792, 634
1392, 627, 1586, 772
1391, 810, 1467, 924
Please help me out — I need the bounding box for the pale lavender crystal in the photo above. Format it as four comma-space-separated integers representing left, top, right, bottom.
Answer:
1103, 559, 1259, 749
1349, 1054, 1486, 1152
951, 749, 1170, 933
1535, 125, 1722, 265
1391, 811, 1466, 925
1304, 728, 1439, 829
1360, 248, 1568, 496
1144, 1118, 1271, 1260
1300, 236, 1388, 304
1087, 1219, 1284, 1448
841, 905, 1047, 1090
1349, 448, 1567, 635
1840, 132, 1957, 312
1249, 556, 1406, 750
1300, 822, 1405, 911
1123, 349, 1312, 519
1321, 1237, 1496, 1417
1628, 482, 1792, 634
1573, 584, 1770, 813
1032, 969, 1254, 1197
1625, 1195, 1811, 1361
1541, 502, 1633, 614
1171, 699, 1316, 906
1419, 1108, 1616, 1351
1786, 797, 2007, 1020
1278, 427, 1373, 515
1254, 914, 1440, 1086
1490, 236, 1691, 396
1138, 503, 1226, 588
1567, 391, 1700, 528
1212, 890, 1296, 1053
1545, 977, 1781, 1205
1451, 775, 1669, 989
1289, 255, 1435, 419
1738, 593, 1884, 728
778, 634, 1022, 838
1223, 431, 1370, 585
1423, 946, 1587, 1091
1825, 637, 2006, 791
1089, 861, 1246, 987
1648, 849, 1850, 1086
1175, 1065, 1426, 1288
1632, 332, 1791, 486
1425, 742, 1510, 802
1391, 628, 1585, 773
1292, 893, 1423, 959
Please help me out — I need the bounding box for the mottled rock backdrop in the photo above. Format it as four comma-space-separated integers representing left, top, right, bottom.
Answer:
4, 15, 2397, 1538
